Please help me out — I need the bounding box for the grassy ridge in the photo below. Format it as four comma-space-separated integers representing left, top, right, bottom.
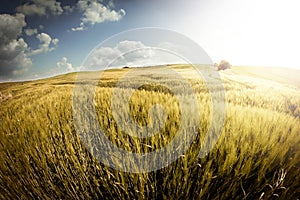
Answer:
0, 65, 300, 199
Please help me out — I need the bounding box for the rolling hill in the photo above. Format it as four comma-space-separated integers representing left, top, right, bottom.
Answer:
0, 65, 299, 199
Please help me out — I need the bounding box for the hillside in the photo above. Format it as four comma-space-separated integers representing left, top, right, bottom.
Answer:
228, 66, 300, 89
0, 65, 300, 199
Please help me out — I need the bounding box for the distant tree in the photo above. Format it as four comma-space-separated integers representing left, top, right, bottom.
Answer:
216, 60, 231, 71
214, 62, 219, 68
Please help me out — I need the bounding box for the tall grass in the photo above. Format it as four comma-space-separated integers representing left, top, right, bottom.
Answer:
0, 65, 299, 199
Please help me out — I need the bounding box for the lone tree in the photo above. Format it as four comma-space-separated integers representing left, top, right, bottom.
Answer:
215, 60, 231, 71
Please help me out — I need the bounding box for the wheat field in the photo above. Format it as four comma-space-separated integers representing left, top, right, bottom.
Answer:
0, 65, 299, 199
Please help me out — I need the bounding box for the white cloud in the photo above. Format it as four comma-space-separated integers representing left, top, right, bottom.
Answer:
116, 40, 145, 53
72, 0, 126, 31
63, 5, 75, 13
57, 57, 74, 71
52, 38, 59, 45
71, 22, 87, 31
16, 0, 63, 16
24, 28, 38, 36
0, 13, 32, 79
71, 27, 86, 31
16, 4, 45, 16
83, 40, 185, 70
28, 33, 58, 56
0, 13, 26, 44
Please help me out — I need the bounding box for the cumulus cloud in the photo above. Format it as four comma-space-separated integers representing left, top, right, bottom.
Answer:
57, 57, 74, 71
63, 5, 75, 13
52, 38, 59, 45
71, 22, 87, 31
72, 0, 126, 31
28, 33, 59, 56
0, 13, 32, 79
83, 40, 185, 70
108, 0, 115, 8
24, 28, 38, 36
0, 13, 26, 44
16, 0, 63, 16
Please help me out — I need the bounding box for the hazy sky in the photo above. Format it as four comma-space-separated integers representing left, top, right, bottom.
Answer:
0, 0, 299, 81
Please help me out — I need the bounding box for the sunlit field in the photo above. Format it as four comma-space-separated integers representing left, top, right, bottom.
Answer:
0, 65, 299, 199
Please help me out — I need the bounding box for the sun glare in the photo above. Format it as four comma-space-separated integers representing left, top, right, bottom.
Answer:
177, 0, 300, 69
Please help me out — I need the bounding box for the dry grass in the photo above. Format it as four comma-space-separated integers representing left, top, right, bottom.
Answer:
0, 65, 299, 199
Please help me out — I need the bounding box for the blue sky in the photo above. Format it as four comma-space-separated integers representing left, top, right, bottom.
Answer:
0, 0, 300, 81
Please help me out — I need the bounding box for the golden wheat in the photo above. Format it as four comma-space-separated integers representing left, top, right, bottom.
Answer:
0, 65, 299, 199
